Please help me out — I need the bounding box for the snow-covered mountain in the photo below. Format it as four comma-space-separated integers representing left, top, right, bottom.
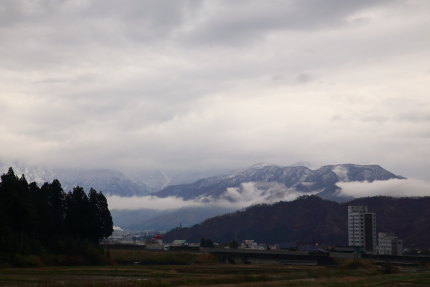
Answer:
128, 170, 172, 191
0, 161, 231, 197
112, 164, 405, 231
156, 164, 405, 201
0, 161, 55, 184
0, 161, 153, 196
0, 161, 406, 231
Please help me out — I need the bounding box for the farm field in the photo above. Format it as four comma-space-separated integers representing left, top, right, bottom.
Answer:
1, 257, 430, 287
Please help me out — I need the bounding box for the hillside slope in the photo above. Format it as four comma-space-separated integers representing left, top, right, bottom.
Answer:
164, 196, 430, 248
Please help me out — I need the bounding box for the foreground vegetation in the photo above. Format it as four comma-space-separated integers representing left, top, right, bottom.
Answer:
0, 168, 113, 266
1, 250, 430, 287
1, 264, 430, 287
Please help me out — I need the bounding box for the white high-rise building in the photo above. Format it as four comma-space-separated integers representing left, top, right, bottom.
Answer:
348, 206, 377, 253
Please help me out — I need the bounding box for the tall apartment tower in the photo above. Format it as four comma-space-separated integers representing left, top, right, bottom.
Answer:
348, 206, 377, 253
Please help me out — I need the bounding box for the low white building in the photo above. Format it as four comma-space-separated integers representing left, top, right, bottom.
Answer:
239, 240, 268, 250
378, 232, 403, 256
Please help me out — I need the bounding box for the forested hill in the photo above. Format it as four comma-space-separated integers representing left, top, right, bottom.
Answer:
0, 167, 113, 264
164, 196, 430, 248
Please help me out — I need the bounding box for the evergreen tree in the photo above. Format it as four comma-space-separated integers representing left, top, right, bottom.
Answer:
0, 168, 37, 253
96, 191, 113, 240
89, 189, 113, 243
200, 238, 214, 248
28, 181, 43, 239
65, 186, 91, 239
228, 240, 239, 249
48, 179, 66, 236
38, 180, 66, 240
0, 168, 114, 264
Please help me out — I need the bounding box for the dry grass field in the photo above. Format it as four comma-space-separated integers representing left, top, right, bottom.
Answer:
1, 250, 430, 287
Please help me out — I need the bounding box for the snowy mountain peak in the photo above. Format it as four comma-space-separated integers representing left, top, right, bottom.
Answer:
248, 162, 278, 169
156, 163, 404, 201
0, 161, 152, 196
332, 165, 350, 182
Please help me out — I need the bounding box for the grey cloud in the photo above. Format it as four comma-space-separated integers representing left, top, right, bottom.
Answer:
397, 112, 430, 123
34, 78, 70, 84
0, 0, 202, 49
184, 0, 392, 45
296, 73, 314, 83
0, 0, 58, 27
1, 0, 391, 49
0, 0, 430, 182
83, 0, 202, 42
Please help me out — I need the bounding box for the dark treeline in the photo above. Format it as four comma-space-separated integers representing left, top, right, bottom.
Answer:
0, 167, 113, 266
164, 195, 430, 248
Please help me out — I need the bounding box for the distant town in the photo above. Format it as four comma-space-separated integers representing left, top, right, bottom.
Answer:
104, 204, 429, 266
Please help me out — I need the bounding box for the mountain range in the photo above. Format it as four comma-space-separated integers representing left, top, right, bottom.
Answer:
0, 161, 407, 231
1, 162, 403, 201
0, 161, 164, 196
156, 163, 404, 202
164, 196, 430, 248
113, 163, 405, 231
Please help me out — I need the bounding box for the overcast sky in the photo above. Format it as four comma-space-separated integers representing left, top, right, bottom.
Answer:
1, 0, 429, 179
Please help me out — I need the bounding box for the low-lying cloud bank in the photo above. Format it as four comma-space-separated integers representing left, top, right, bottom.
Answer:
108, 178, 430, 211
337, 178, 430, 198
197, 182, 317, 208
107, 195, 205, 210
107, 181, 313, 210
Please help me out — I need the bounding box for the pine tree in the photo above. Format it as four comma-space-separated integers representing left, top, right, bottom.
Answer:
0, 168, 114, 262
65, 186, 91, 239
89, 189, 113, 243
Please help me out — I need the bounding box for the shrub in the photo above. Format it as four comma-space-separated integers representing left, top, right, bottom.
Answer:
11, 254, 44, 267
